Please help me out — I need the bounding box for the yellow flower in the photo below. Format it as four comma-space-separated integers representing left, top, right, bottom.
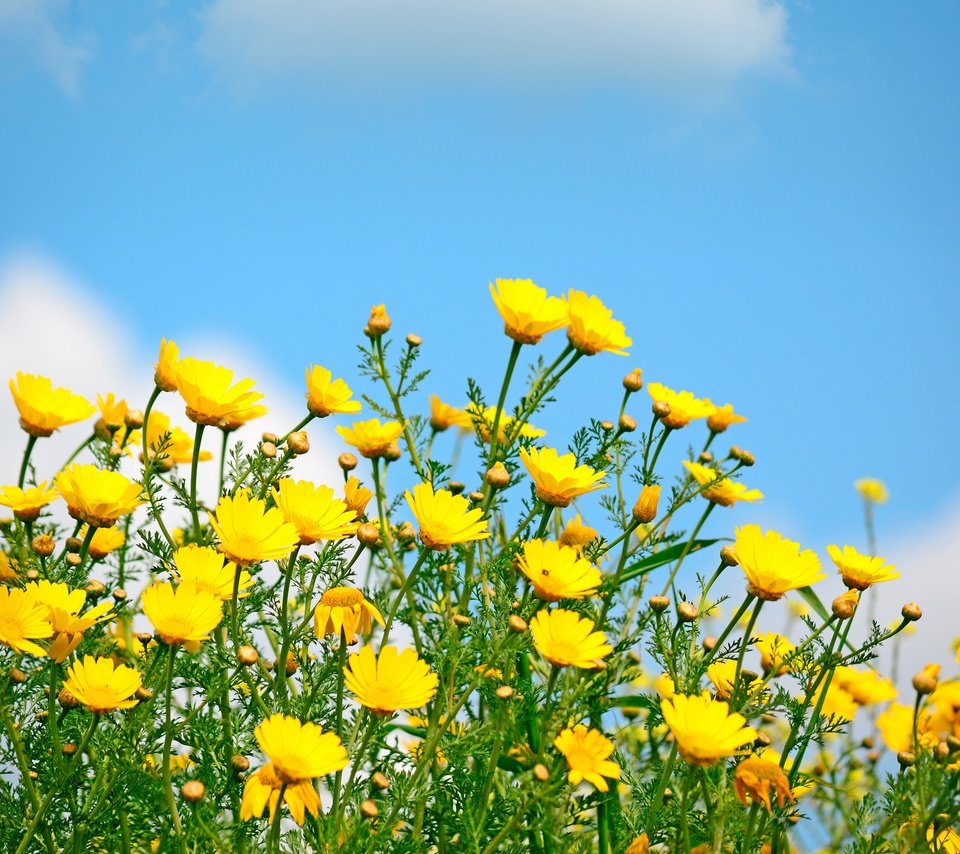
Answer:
343, 477, 374, 518
625, 834, 650, 854
404, 482, 489, 550
344, 646, 439, 715
95, 392, 128, 435
0, 482, 59, 522
0, 586, 52, 656
305, 365, 362, 417
78, 525, 125, 560
826, 544, 899, 590
655, 673, 676, 698
927, 827, 960, 854
336, 418, 404, 459
209, 492, 299, 567
646, 382, 714, 429
240, 763, 321, 826
661, 693, 757, 766
876, 702, 934, 753
558, 514, 599, 550
734, 525, 825, 601
517, 539, 602, 601
141, 581, 223, 646
733, 756, 794, 812
54, 464, 145, 528
143, 411, 213, 465
28, 579, 112, 662
429, 395, 473, 432
0, 551, 17, 581
530, 608, 612, 669
314, 587, 384, 643
928, 680, 960, 739
808, 683, 858, 722
707, 660, 763, 701
154, 339, 180, 392
682, 461, 764, 507
489, 278, 568, 345
553, 724, 621, 792
565, 290, 631, 356
855, 478, 888, 504
519, 446, 607, 508
254, 714, 348, 783
9, 372, 95, 437
175, 356, 267, 428
62, 655, 141, 713
172, 545, 252, 600
467, 404, 546, 443
707, 404, 748, 433
833, 667, 897, 706
364, 303, 391, 336
272, 479, 360, 545
632, 484, 662, 524
755, 633, 796, 677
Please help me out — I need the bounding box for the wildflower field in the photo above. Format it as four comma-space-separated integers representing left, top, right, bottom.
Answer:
1, 280, 957, 853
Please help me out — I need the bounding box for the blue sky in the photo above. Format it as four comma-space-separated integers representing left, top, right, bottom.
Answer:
2, 0, 959, 577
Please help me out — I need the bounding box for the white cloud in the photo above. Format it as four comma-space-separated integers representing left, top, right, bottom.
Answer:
198, 0, 791, 97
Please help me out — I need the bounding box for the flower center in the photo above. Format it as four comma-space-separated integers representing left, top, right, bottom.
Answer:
321, 587, 364, 608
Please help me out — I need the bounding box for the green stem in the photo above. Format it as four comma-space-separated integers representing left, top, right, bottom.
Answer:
732, 598, 764, 700
374, 336, 424, 478
18, 434, 38, 489
218, 428, 230, 496
702, 593, 755, 668
274, 546, 301, 709
60, 433, 94, 471
162, 645, 188, 854
75, 524, 97, 574
659, 502, 715, 596
190, 422, 206, 535
268, 783, 287, 853
140, 386, 175, 548
381, 548, 428, 647
486, 340, 523, 466
645, 741, 678, 836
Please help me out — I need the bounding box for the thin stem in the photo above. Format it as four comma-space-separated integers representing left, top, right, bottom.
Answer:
659, 502, 716, 596
190, 422, 206, 535
162, 645, 188, 854
486, 340, 523, 466
373, 336, 424, 478
381, 548, 428, 647
141, 386, 175, 548
702, 593, 755, 668
218, 429, 230, 496
18, 434, 38, 489
645, 741, 678, 836
75, 524, 97, 574
732, 598, 764, 699
274, 546, 302, 710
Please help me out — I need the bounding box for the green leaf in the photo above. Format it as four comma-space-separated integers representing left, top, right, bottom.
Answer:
618, 539, 721, 584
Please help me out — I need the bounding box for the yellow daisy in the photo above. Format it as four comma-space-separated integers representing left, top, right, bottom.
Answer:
141, 581, 223, 646
661, 693, 757, 766
63, 655, 142, 713
517, 539, 602, 601
172, 544, 252, 600
826, 544, 899, 590
682, 461, 764, 507
0, 481, 60, 522
467, 404, 546, 443
832, 666, 897, 706
404, 482, 490, 550
707, 403, 748, 433
240, 763, 321, 826
565, 290, 631, 356
343, 477, 374, 518
530, 608, 612, 669
143, 411, 213, 465
557, 514, 599, 550
154, 338, 180, 392
314, 587, 384, 643
78, 524, 126, 560
9, 372, 95, 437
733, 756, 794, 812
95, 392, 128, 435
734, 524, 825, 601
429, 395, 473, 432
28, 580, 112, 662
54, 464, 145, 528
254, 714, 348, 783
0, 586, 52, 656
489, 278, 568, 345
335, 418, 404, 459
272, 479, 360, 545
553, 724, 621, 792
344, 646, 439, 715
854, 478, 888, 504
519, 446, 607, 508
175, 356, 267, 428
646, 382, 714, 429
706, 660, 763, 701
754, 633, 796, 677
304, 365, 362, 417
209, 492, 299, 567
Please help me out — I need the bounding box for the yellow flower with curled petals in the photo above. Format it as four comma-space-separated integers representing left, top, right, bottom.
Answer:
0, 482, 59, 522
272, 479, 359, 545
519, 446, 606, 508
832, 666, 897, 706
305, 365, 361, 418
755, 633, 796, 677
558, 514, 599, 550
143, 411, 212, 466
254, 714, 348, 783
429, 395, 473, 432
517, 539, 601, 602
9, 372, 95, 437
734, 756, 794, 812
62, 655, 141, 713
154, 339, 180, 392
530, 608, 611, 669
707, 403, 747, 433
553, 725, 621, 792
209, 492, 299, 567
565, 290, 631, 356
467, 404, 546, 443
95, 392, 128, 435
54, 464, 145, 528
344, 646, 438, 715
827, 544, 899, 591
404, 482, 489, 550
172, 545, 252, 600
0, 586, 52, 656
175, 356, 266, 428
27, 580, 112, 662
734, 525, 825, 601
240, 763, 321, 826
855, 478, 888, 504
78, 525, 125, 560
141, 581, 223, 647
336, 418, 403, 459
661, 693, 757, 766
682, 461, 764, 507
489, 278, 568, 345
314, 586, 384, 643
646, 382, 714, 429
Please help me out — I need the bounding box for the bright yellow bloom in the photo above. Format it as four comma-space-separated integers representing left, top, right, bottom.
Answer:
0, 551, 17, 581
928, 680, 960, 740
682, 461, 764, 507
467, 404, 546, 443
733, 757, 794, 812
654, 673, 676, 698
143, 411, 212, 465
707, 660, 763, 701
404, 482, 489, 550
661, 693, 757, 766
54, 464, 145, 528
343, 477, 374, 518
172, 545, 252, 600
624, 834, 650, 854
9, 372, 95, 437
175, 356, 267, 428
78, 524, 126, 560
519, 446, 607, 508
28, 580, 112, 662
62, 655, 141, 713
707, 404, 748, 433
826, 544, 899, 590
429, 395, 473, 432
154, 338, 180, 392
209, 492, 299, 567
553, 725, 621, 792
141, 581, 223, 646
808, 683, 858, 722
0, 482, 59, 522
734, 525, 825, 601
855, 478, 888, 504
272, 479, 359, 545
95, 392, 128, 435
335, 418, 404, 459
927, 827, 960, 854
832, 667, 896, 706
344, 646, 439, 715
517, 539, 602, 601
304, 365, 362, 417
489, 278, 568, 345
240, 763, 321, 826
530, 608, 612, 669
0, 586, 52, 656
558, 514, 599, 550
876, 702, 934, 753
565, 290, 631, 356
755, 633, 796, 677
254, 714, 348, 783
646, 382, 714, 429
314, 587, 384, 643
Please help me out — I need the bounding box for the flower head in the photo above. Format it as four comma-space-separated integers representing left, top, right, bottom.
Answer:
154, 339, 180, 392
558, 514, 599, 550
143, 411, 212, 465
141, 581, 223, 647
429, 395, 473, 432
755, 633, 796, 677
855, 478, 888, 504
876, 703, 935, 753
553, 724, 621, 792
336, 418, 404, 459
734, 524, 825, 601
468, 404, 546, 443
343, 477, 374, 518
63, 655, 141, 713
565, 290, 631, 356
54, 464, 145, 528
240, 763, 321, 826
209, 492, 299, 567
305, 365, 362, 418
9, 373, 95, 437
28, 580, 112, 662
0, 551, 18, 581
707, 404, 748, 433
95, 392, 128, 435
0, 586, 52, 656
734, 757, 794, 812
175, 356, 267, 428
272, 479, 359, 545
404, 482, 489, 550
682, 461, 763, 507
707, 660, 763, 701
530, 608, 612, 669
489, 278, 568, 345
254, 715, 348, 783
0, 482, 59, 522
827, 544, 899, 590
344, 646, 438, 715
833, 666, 897, 706
646, 382, 714, 429
661, 693, 757, 766
314, 587, 384, 643
519, 446, 606, 508
172, 545, 252, 600
517, 539, 602, 601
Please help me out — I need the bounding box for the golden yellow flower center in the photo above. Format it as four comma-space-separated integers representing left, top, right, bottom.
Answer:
320, 587, 364, 608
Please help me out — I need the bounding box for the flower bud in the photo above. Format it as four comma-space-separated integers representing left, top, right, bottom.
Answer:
135, 687, 153, 701
495, 685, 514, 700
65, 553, 82, 567
652, 400, 671, 420
912, 663, 940, 695
287, 431, 310, 455
66, 536, 83, 553
384, 443, 402, 462
901, 602, 922, 622
32, 534, 55, 557
468, 491, 484, 503
720, 545, 739, 566
676, 602, 698, 622
632, 484, 661, 524
486, 462, 510, 489
737, 449, 756, 467
58, 688, 80, 709
371, 771, 390, 790
832, 590, 859, 620
136, 632, 154, 647
446, 481, 465, 495
112, 587, 127, 603
85, 579, 106, 599
936, 741, 951, 762
618, 414, 637, 434
452, 614, 471, 627
406, 333, 422, 348
648, 595, 670, 613
339, 452, 358, 472
600, 420, 614, 432
232, 754, 251, 772
698, 451, 714, 464
533, 763, 550, 782
62, 743, 77, 756
281, 655, 298, 676
360, 799, 379, 819
237, 645, 259, 667
9, 668, 26, 684
357, 523, 381, 547
260, 442, 277, 459
702, 636, 717, 652
897, 751, 915, 769
622, 368, 643, 393
262, 432, 279, 444
508, 615, 528, 634
182, 781, 206, 803
365, 304, 391, 337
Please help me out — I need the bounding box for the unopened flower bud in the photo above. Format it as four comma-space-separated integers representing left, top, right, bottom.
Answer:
698, 451, 714, 464
58, 688, 79, 709
897, 751, 915, 769
736, 449, 756, 467
618, 414, 637, 433
901, 602, 922, 622
702, 636, 717, 652
85, 579, 106, 599
508, 615, 528, 634
280, 655, 298, 676
260, 442, 277, 459
405, 333, 422, 347
112, 587, 127, 603
136, 632, 153, 647
533, 763, 550, 782
66, 536, 83, 553
384, 443, 402, 462
182, 781, 205, 803
495, 685, 514, 700
32, 534, 55, 557
231, 754, 251, 772
912, 663, 940, 695
365, 304, 391, 337
26, 568, 39, 579
652, 400, 671, 420
936, 741, 951, 762
632, 484, 661, 524
622, 368, 643, 392
360, 799, 379, 819
600, 420, 614, 432
648, 595, 670, 613
135, 687, 153, 701
62, 743, 77, 756
832, 590, 859, 620
468, 491, 484, 503
719, 545, 739, 566
397, 521, 416, 544
9, 668, 26, 684
371, 771, 390, 790
861, 736, 874, 750
452, 614, 470, 627
357, 523, 380, 547
754, 731, 772, 748
486, 462, 510, 489
676, 602, 698, 622
237, 646, 259, 667
262, 432, 279, 444
338, 452, 358, 472
447, 481, 465, 495
287, 431, 310, 455
867, 750, 879, 763
65, 553, 82, 567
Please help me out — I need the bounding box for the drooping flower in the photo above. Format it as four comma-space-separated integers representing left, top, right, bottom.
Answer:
682, 461, 764, 507
95, 392, 129, 435
646, 382, 714, 430
553, 724, 621, 792
335, 418, 404, 459
172, 545, 252, 600
734, 525, 825, 601
209, 492, 300, 567
175, 356, 267, 428
344, 646, 438, 715
467, 404, 546, 443
154, 339, 180, 392
429, 395, 473, 432
661, 693, 757, 766
0, 482, 59, 522
141, 581, 223, 647
530, 608, 612, 669
404, 482, 489, 550
855, 478, 888, 504
733, 756, 794, 812
0, 586, 52, 656
832, 666, 897, 706
240, 763, 321, 826
517, 539, 602, 601
78, 525, 126, 560
28, 580, 112, 662
143, 411, 213, 465
489, 278, 568, 345
54, 464, 145, 528
9, 373, 95, 437
272, 479, 360, 545
827, 544, 899, 590
62, 655, 142, 713
558, 514, 599, 550
343, 477, 374, 519
707, 404, 748, 433
254, 715, 348, 783
755, 633, 796, 677
314, 587, 384, 643
565, 290, 631, 356
519, 446, 607, 508
304, 365, 362, 418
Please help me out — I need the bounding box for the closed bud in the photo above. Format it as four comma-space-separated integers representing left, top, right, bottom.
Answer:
61, 743, 77, 756
405, 333, 422, 348
65, 553, 82, 567
384, 443, 402, 462
632, 484, 661, 524
338, 452, 358, 472
58, 688, 80, 709
832, 590, 859, 620
66, 536, 83, 553
357, 523, 380, 547
754, 731, 772, 748
287, 431, 310, 455
360, 799, 379, 819
600, 420, 614, 432
262, 432, 280, 444
124, 409, 144, 429
533, 763, 550, 782
397, 521, 416, 544
9, 668, 26, 684
720, 545, 739, 566
698, 451, 714, 464
112, 587, 127, 602
136, 632, 154, 647
231, 754, 251, 772
365, 304, 391, 337
371, 771, 390, 790
85, 579, 106, 599
649, 595, 670, 613
901, 602, 922, 622
452, 614, 471, 627
912, 663, 940, 695
135, 687, 153, 701
897, 751, 915, 769
508, 615, 528, 634
279, 655, 298, 676
618, 414, 637, 433
677, 602, 698, 622
702, 636, 717, 652
736, 449, 756, 467
495, 685, 514, 700
260, 442, 277, 459
32, 534, 55, 557
26, 568, 40, 579
182, 781, 206, 803
652, 400, 671, 420
936, 741, 951, 762
237, 645, 259, 667
861, 736, 874, 750
867, 750, 879, 763
622, 368, 643, 392
486, 462, 510, 489
469, 491, 485, 503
